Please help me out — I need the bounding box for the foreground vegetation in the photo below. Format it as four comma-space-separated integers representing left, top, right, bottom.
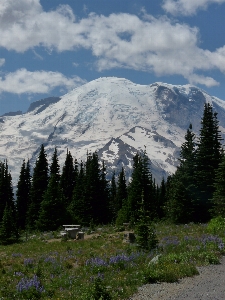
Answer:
0, 219, 225, 300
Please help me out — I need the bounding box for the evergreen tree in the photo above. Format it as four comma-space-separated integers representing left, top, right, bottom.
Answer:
36, 174, 66, 231
0, 203, 18, 245
50, 148, 60, 180
36, 147, 65, 231
157, 177, 166, 219
16, 160, 31, 230
195, 104, 223, 222
69, 161, 88, 225
127, 151, 154, 225
115, 167, 127, 214
0, 161, 15, 222
165, 171, 193, 223
26, 144, 48, 230
60, 150, 75, 206
85, 152, 108, 224
135, 192, 158, 250
99, 160, 110, 223
165, 124, 197, 223
211, 154, 225, 217
108, 171, 117, 221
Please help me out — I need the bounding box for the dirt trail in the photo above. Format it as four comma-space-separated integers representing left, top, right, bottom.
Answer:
130, 256, 225, 300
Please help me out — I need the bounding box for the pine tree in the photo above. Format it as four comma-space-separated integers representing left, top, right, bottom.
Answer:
157, 177, 166, 219
36, 174, 66, 231
99, 160, 110, 223
85, 152, 108, 224
127, 151, 154, 225
36, 147, 65, 231
26, 144, 49, 230
195, 104, 223, 222
164, 171, 193, 223
211, 154, 225, 217
0, 203, 18, 245
164, 124, 197, 223
109, 171, 117, 221
69, 160, 88, 225
0, 161, 15, 222
16, 160, 31, 230
115, 167, 127, 214
60, 150, 75, 206
135, 192, 158, 250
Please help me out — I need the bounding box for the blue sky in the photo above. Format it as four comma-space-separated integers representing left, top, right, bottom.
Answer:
0, 0, 225, 115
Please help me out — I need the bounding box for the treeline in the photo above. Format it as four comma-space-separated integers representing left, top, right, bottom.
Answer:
0, 103, 225, 244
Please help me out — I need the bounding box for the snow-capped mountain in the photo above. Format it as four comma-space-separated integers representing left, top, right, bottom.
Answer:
1, 77, 225, 185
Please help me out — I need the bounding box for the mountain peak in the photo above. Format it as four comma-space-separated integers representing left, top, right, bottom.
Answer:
0, 77, 225, 185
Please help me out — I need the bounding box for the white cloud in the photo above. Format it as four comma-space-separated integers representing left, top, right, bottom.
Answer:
162, 0, 225, 16
1, 0, 225, 88
0, 69, 86, 94
0, 58, 5, 67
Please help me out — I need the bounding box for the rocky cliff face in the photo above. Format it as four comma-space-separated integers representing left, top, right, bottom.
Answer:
1, 77, 225, 185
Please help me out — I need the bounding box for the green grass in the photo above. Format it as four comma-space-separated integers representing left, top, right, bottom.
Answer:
0, 221, 224, 299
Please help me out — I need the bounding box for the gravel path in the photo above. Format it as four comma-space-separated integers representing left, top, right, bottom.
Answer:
130, 256, 225, 300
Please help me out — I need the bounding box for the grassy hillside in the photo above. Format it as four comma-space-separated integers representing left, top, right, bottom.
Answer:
0, 221, 224, 299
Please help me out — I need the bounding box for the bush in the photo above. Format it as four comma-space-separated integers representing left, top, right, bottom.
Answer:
82, 278, 112, 300
144, 258, 199, 283
207, 216, 225, 234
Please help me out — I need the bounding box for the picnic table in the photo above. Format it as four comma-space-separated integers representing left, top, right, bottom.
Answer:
61, 225, 81, 239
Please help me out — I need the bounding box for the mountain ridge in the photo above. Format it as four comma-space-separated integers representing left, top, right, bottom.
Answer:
1, 77, 225, 185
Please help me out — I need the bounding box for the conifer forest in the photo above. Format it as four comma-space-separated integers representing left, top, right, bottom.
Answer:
0, 103, 225, 244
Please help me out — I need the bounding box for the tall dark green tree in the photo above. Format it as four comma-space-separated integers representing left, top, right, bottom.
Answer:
26, 144, 49, 230
85, 152, 109, 224
60, 150, 75, 206
0, 161, 15, 222
0, 203, 18, 245
211, 154, 225, 217
165, 124, 197, 223
115, 167, 127, 214
69, 160, 88, 225
127, 151, 154, 225
195, 103, 223, 222
157, 177, 166, 219
36, 147, 65, 231
108, 171, 117, 221
16, 160, 31, 230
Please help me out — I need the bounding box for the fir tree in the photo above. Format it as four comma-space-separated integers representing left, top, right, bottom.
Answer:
157, 177, 166, 219
60, 150, 75, 206
50, 148, 60, 180
109, 171, 117, 221
36, 174, 66, 231
36, 147, 65, 231
115, 167, 127, 214
195, 104, 223, 222
26, 144, 48, 230
165, 172, 193, 223
127, 151, 154, 225
135, 192, 158, 250
99, 160, 110, 223
211, 154, 225, 217
69, 161, 88, 225
0, 203, 18, 245
16, 160, 31, 230
0, 161, 15, 222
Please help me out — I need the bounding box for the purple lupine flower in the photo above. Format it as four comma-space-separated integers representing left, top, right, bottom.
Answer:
85, 257, 108, 267
24, 258, 34, 266
14, 271, 24, 276
16, 275, 44, 293
44, 257, 56, 263
12, 253, 23, 257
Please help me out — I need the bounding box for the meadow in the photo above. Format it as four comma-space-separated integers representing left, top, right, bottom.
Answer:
0, 219, 225, 300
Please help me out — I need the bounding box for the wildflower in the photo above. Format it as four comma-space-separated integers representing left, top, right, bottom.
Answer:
16, 275, 45, 293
